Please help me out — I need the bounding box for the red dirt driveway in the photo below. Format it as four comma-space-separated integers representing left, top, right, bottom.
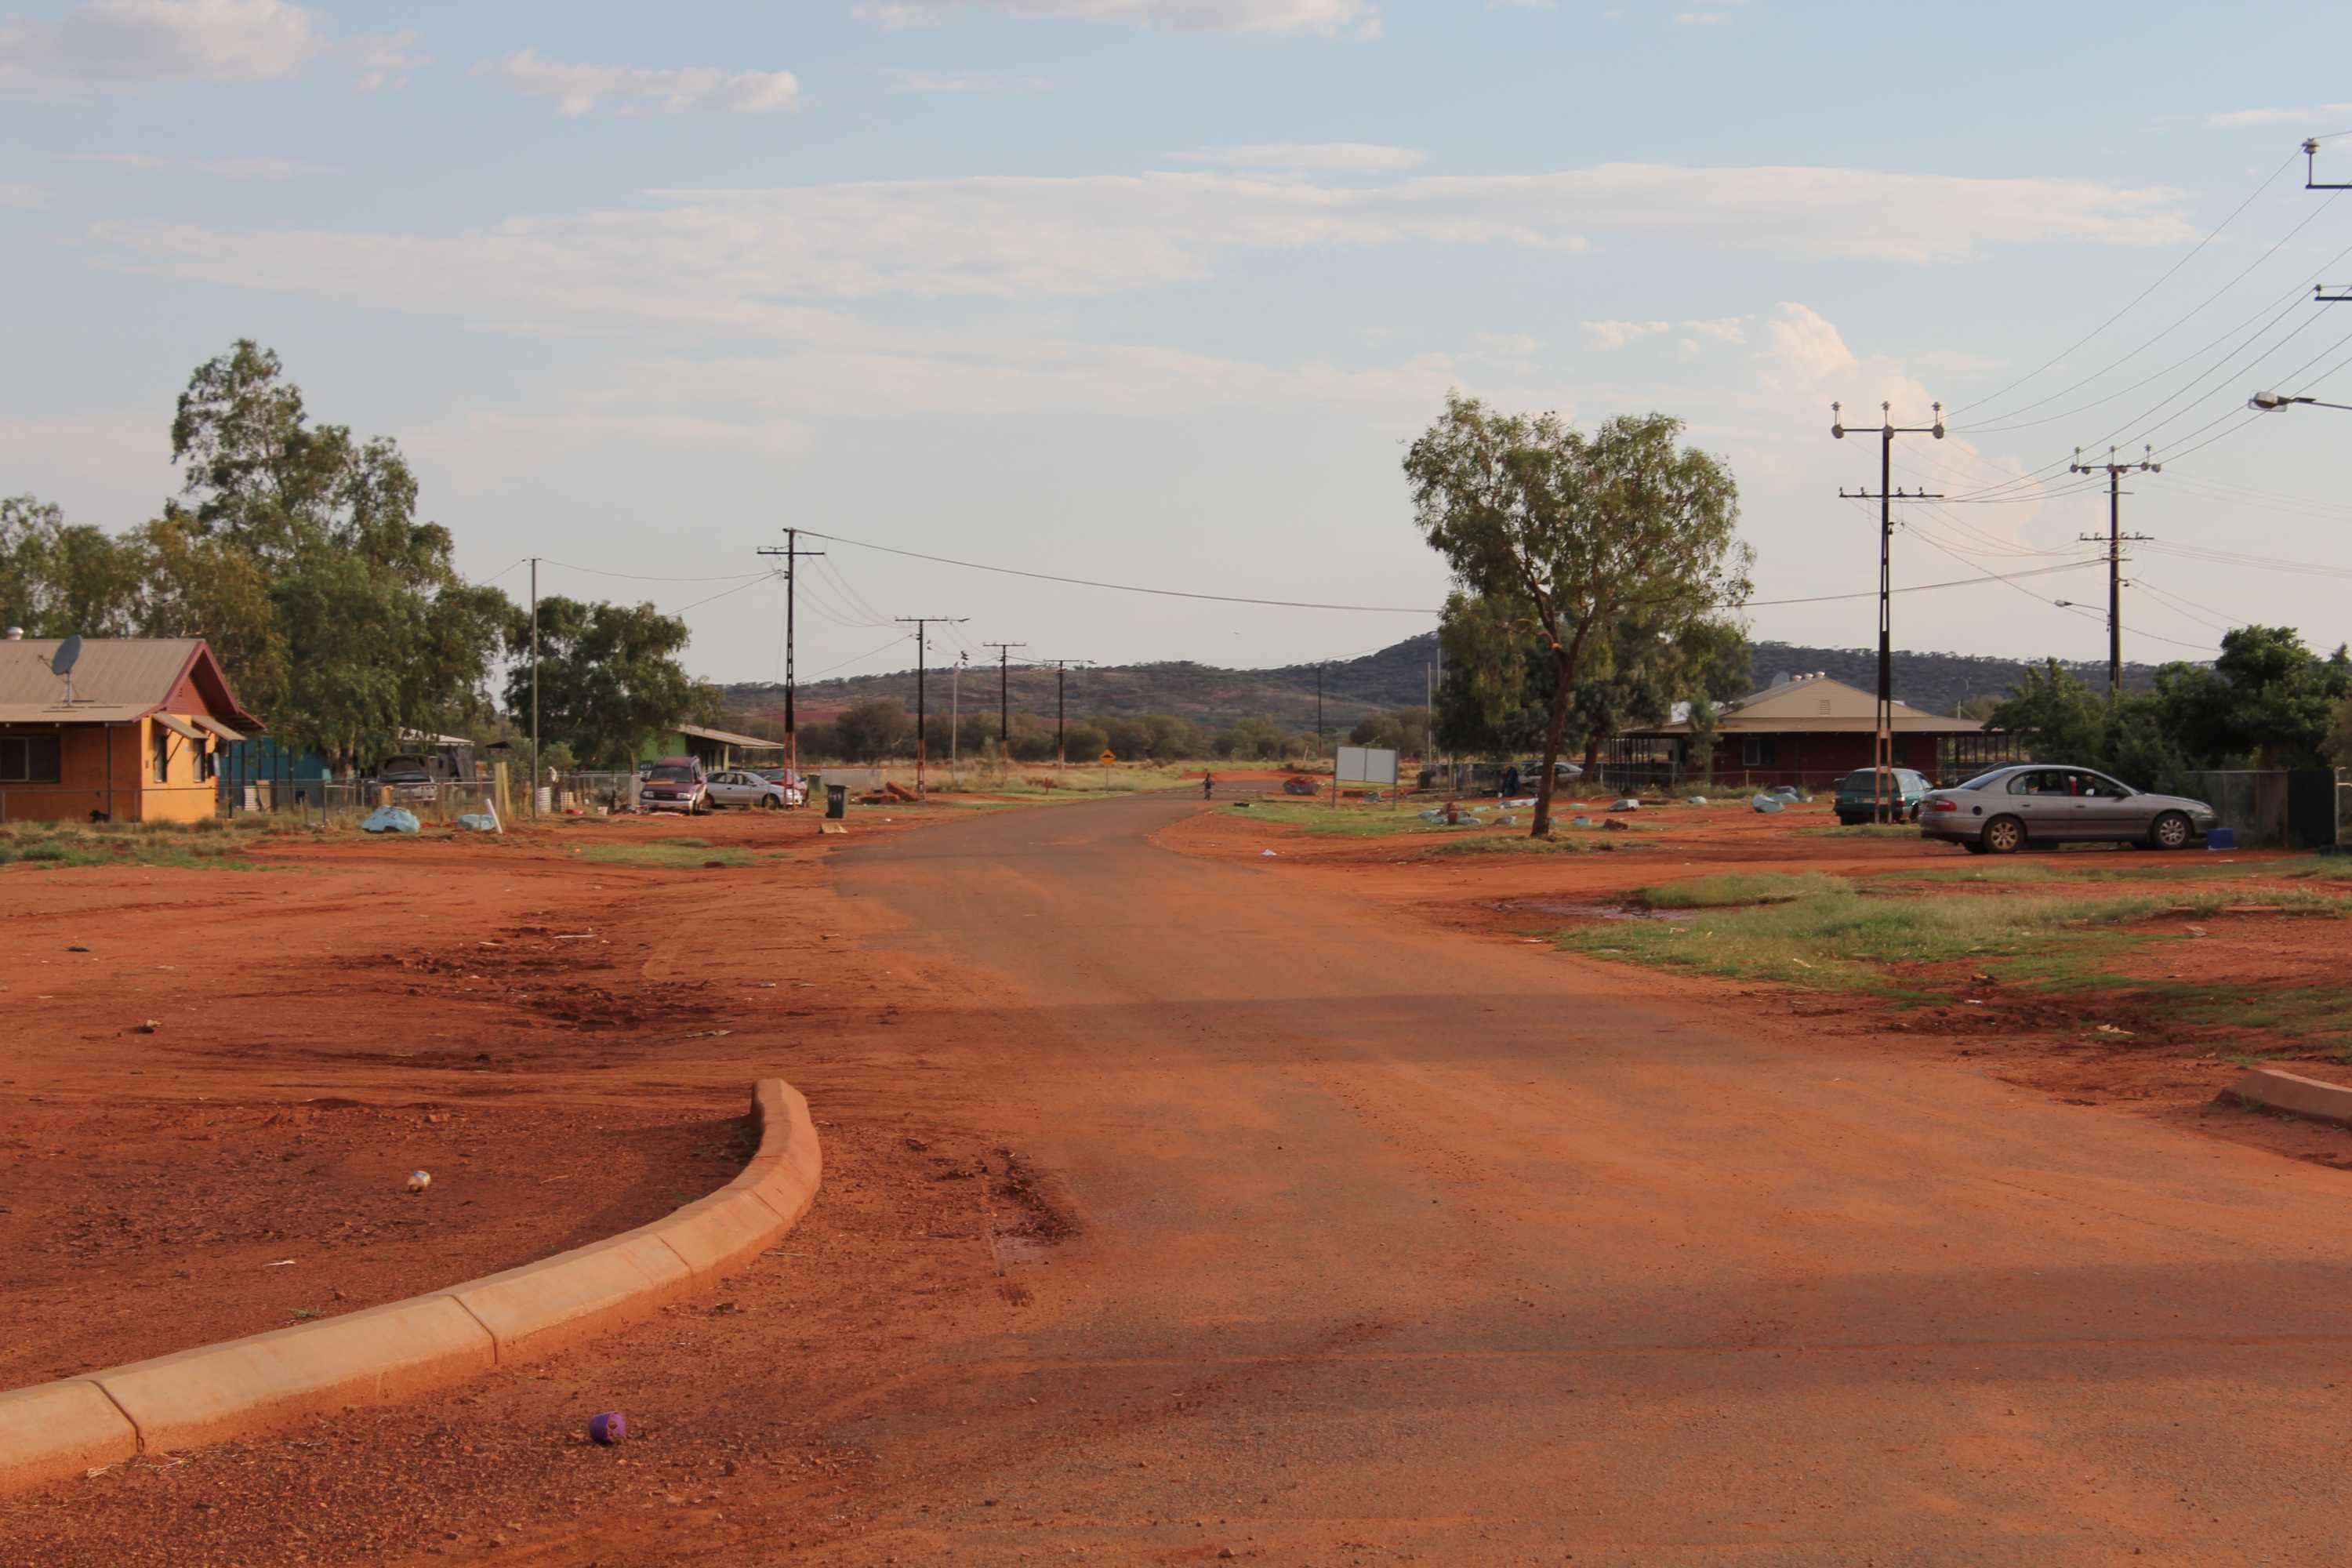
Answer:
10, 794, 2352, 1564
794, 791, 2352, 1564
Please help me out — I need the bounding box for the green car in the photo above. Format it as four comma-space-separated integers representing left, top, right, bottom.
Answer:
1833, 767, 1931, 825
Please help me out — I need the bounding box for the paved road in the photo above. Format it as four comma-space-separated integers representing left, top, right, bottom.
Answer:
809, 791, 2352, 1565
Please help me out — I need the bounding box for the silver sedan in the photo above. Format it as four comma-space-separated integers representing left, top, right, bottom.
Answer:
1920, 765, 2219, 854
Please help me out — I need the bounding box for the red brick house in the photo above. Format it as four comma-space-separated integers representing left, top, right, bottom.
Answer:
1609, 672, 2009, 790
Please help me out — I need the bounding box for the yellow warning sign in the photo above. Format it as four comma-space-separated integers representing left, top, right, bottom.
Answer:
1098, 750, 1117, 764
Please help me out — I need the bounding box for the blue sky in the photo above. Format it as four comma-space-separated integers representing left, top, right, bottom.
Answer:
5, 0, 2352, 691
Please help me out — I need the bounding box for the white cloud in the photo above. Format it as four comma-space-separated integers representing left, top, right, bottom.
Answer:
349, 29, 426, 92
483, 50, 800, 117
2204, 103, 2352, 129
1, 182, 53, 209
1581, 319, 1670, 350
77, 151, 331, 179
854, 0, 1377, 36
1680, 316, 1747, 343
82, 162, 2193, 347
1173, 143, 1425, 172
0, 0, 326, 94
1469, 331, 1540, 360
886, 67, 1055, 94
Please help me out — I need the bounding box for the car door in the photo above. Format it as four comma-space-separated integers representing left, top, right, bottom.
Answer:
706, 771, 741, 808
2072, 770, 2140, 836
2002, 768, 2063, 838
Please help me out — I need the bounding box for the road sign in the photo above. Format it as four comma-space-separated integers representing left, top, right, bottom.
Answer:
1098, 750, 1116, 764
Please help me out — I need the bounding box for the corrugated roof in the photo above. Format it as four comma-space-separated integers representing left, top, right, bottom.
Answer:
678, 723, 786, 750
1631, 674, 1983, 737
0, 702, 154, 724
0, 639, 199, 710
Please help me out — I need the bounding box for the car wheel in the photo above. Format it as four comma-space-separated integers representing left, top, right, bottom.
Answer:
2151, 810, 2192, 851
1983, 815, 2026, 855
1907, 803, 1922, 824
758, 793, 778, 810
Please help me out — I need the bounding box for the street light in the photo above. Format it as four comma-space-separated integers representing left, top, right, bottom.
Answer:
2249, 390, 2352, 412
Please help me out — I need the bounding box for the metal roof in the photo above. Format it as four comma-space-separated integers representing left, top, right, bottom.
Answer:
1630, 674, 1984, 738
0, 702, 155, 724
0, 639, 198, 711
677, 722, 786, 750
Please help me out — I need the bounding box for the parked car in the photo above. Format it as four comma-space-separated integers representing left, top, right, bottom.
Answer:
756, 767, 809, 798
706, 768, 800, 809
640, 757, 709, 815
1832, 767, 1933, 825
1919, 764, 2218, 855
1514, 759, 1584, 785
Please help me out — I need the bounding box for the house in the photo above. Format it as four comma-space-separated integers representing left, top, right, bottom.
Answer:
1608, 672, 2013, 789
641, 723, 786, 773
0, 634, 263, 823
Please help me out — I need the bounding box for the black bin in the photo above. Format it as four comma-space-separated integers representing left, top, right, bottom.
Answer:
826, 783, 848, 820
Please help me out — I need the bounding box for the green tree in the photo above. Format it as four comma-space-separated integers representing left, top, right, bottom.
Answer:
1405, 395, 1750, 835
1987, 660, 2106, 764
0, 496, 144, 637
506, 596, 715, 768
835, 698, 913, 764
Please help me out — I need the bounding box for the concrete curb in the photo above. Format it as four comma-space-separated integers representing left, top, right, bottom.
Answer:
0, 1078, 819, 1498
2218, 1066, 2352, 1129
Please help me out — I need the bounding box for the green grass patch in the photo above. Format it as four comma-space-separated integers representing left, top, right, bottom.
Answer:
1240, 802, 1462, 838
1426, 832, 1617, 856
575, 842, 751, 869
1558, 884, 2352, 994
0, 823, 277, 870
1639, 871, 1852, 909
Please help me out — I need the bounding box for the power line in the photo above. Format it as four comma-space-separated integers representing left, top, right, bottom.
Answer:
670, 573, 780, 616
806, 629, 916, 678
540, 559, 773, 584
1951, 149, 2302, 420
800, 529, 1443, 615
1958, 191, 2347, 434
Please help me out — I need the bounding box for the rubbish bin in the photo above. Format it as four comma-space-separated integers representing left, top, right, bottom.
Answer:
826, 784, 848, 820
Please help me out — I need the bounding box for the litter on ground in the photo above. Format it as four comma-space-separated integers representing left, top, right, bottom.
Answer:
361, 805, 421, 834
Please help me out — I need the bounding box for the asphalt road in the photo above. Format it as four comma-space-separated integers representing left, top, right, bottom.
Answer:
817, 789, 2352, 1566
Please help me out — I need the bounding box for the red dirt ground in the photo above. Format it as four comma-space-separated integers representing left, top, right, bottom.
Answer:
7, 786, 2352, 1565
1156, 795, 2352, 1166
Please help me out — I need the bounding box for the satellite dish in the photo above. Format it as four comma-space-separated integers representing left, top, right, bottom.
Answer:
51, 634, 82, 678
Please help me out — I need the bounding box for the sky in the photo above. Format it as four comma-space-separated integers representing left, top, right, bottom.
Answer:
6, 0, 2352, 692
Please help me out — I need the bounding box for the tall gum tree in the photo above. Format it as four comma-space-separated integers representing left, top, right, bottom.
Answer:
1404, 394, 1751, 837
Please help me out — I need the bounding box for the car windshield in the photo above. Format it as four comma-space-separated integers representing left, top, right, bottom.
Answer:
648, 765, 695, 782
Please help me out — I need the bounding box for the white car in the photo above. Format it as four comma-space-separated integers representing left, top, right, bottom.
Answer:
705, 768, 800, 810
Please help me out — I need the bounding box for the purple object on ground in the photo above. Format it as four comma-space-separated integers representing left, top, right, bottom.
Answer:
590, 1411, 627, 1445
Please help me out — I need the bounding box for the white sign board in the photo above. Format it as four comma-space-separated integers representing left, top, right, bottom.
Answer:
1335, 746, 1399, 787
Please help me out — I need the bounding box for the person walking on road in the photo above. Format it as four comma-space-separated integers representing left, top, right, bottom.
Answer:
1202, 771, 1216, 801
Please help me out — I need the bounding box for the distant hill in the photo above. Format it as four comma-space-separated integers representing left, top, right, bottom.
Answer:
719, 634, 2172, 732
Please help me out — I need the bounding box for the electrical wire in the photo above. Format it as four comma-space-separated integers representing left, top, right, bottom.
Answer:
805, 629, 916, 678
1958, 192, 2347, 434
801, 529, 1443, 615
541, 559, 775, 585
670, 573, 782, 616
1950, 149, 2301, 420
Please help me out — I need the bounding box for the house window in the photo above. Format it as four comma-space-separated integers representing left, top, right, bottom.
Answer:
154, 724, 171, 783
1741, 735, 1778, 768
0, 734, 63, 784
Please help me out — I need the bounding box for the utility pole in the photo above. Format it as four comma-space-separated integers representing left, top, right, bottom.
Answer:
1833, 400, 1944, 825
1035, 659, 1085, 771
950, 651, 965, 786
2068, 445, 2158, 695
1317, 665, 1330, 807
755, 531, 824, 783
895, 617, 967, 797
982, 642, 1025, 767
528, 557, 539, 818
